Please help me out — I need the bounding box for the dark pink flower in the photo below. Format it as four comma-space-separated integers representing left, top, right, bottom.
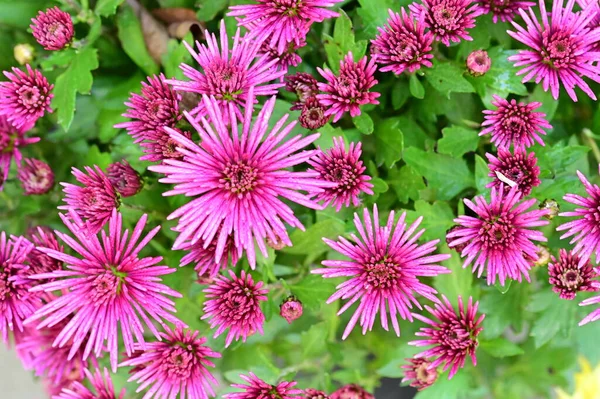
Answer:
410, 296, 485, 379
30, 7, 74, 51
25, 210, 182, 372
548, 249, 599, 300
317, 53, 380, 122
26, 226, 63, 278
59, 165, 120, 234
259, 39, 305, 72
179, 231, 240, 278
17, 158, 54, 195
480, 95, 551, 149
305, 389, 330, 399
486, 148, 540, 196
223, 372, 303, 399
285, 72, 319, 110
330, 384, 374, 399
280, 296, 303, 323
466, 50, 491, 76
0, 65, 53, 129
202, 270, 268, 347
507, 0, 600, 101
140, 128, 192, 163
371, 9, 434, 75
0, 115, 39, 187
313, 205, 450, 339
53, 368, 125, 399
447, 186, 549, 285
479, 0, 535, 23
106, 160, 143, 197
120, 325, 220, 399
401, 358, 438, 391
300, 97, 331, 130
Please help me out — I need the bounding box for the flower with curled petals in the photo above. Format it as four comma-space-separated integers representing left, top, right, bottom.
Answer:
179, 231, 239, 278
223, 372, 302, 399
53, 368, 125, 399
486, 148, 540, 197
30, 7, 74, 51
479, 0, 535, 23
17, 158, 54, 195
548, 249, 599, 300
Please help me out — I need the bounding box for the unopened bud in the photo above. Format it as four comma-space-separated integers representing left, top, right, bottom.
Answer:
14, 44, 35, 65
466, 50, 491, 76
280, 296, 303, 324
534, 245, 551, 267
106, 160, 143, 197
540, 199, 559, 219
305, 389, 330, 399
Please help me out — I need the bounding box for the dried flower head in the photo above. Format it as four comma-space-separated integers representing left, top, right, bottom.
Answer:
548, 249, 599, 300
534, 244, 551, 267
106, 160, 143, 197
30, 7, 74, 51
300, 97, 331, 130
486, 148, 540, 197
17, 158, 54, 195
402, 358, 439, 391
223, 372, 303, 399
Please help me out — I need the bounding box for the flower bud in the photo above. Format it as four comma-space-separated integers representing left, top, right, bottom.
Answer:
540, 199, 559, 219
17, 158, 54, 195
446, 225, 466, 253
299, 97, 330, 130
280, 296, 303, 324
13, 44, 35, 65
30, 7, 74, 51
401, 358, 438, 391
534, 245, 550, 267
106, 160, 143, 197
305, 389, 330, 399
330, 384, 374, 399
285, 72, 319, 110
466, 50, 491, 76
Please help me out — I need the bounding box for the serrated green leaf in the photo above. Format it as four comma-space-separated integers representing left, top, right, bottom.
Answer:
479, 47, 528, 97
85, 145, 113, 169
406, 200, 455, 242
425, 61, 475, 98
353, 113, 374, 135
323, 10, 367, 72
479, 284, 529, 339
409, 74, 425, 99
357, 0, 396, 38
375, 119, 404, 168
480, 338, 524, 358
117, 4, 160, 76
289, 275, 336, 311
528, 291, 577, 348
388, 165, 425, 203
95, 0, 125, 16
438, 126, 480, 157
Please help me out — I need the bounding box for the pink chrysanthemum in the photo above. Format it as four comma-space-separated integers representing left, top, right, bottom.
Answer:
401, 358, 438, 391
280, 296, 303, 323
410, 295, 485, 379
53, 368, 125, 399
59, 165, 121, 234
180, 232, 240, 278
330, 384, 374, 399
0, 65, 53, 129
446, 186, 549, 285
317, 52, 380, 123
312, 205, 451, 339
0, 115, 39, 187
259, 39, 304, 72
25, 210, 182, 372
409, 0, 483, 46
149, 93, 333, 267
120, 325, 220, 399
228, 0, 341, 54
308, 137, 374, 211
17, 158, 54, 195
480, 95, 551, 149
167, 21, 284, 123
580, 271, 600, 325
106, 160, 143, 197
299, 97, 331, 130
507, 0, 600, 101
305, 389, 330, 399
202, 270, 268, 347
371, 9, 434, 75
223, 372, 302, 399
548, 249, 599, 300
140, 128, 192, 163
26, 226, 64, 278
285, 72, 319, 110
486, 148, 540, 196
30, 7, 74, 51
479, 0, 535, 23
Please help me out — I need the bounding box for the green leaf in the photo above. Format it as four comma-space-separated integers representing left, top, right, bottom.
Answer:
528, 84, 558, 121
117, 5, 160, 76
479, 47, 528, 98
388, 165, 425, 204
479, 284, 529, 339
353, 113, 374, 135
535, 142, 589, 175
162, 36, 194, 80
357, 0, 396, 38
415, 370, 471, 399
475, 155, 490, 194
289, 275, 336, 311
323, 10, 367, 72
371, 177, 389, 195
85, 145, 113, 169
302, 322, 329, 357
282, 218, 346, 256
409, 74, 425, 99
528, 291, 577, 348
433, 250, 474, 305
438, 126, 480, 157
425, 61, 475, 98
196, 0, 229, 21
95, 0, 125, 16
406, 200, 455, 242
0, 0, 47, 28
375, 119, 404, 168
480, 338, 524, 358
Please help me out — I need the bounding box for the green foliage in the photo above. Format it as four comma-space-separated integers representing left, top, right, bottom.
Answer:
117, 5, 160, 76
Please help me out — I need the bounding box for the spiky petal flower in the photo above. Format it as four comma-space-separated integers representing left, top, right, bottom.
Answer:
285, 72, 319, 110
179, 232, 239, 278
120, 325, 220, 399
466, 50, 491, 76
308, 137, 374, 211
486, 148, 540, 197
447, 186, 549, 285
149, 94, 333, 267
410, 296, 485, 379
580, 275, 600, 325
259, 39, 305, 72
480, 95, 551, 149
59, 166, 120, 234
317, 52, 380, 122
0, 115, 39, 187
26, 226, 63, 278
223, 372, 302, 399
548, 249, 599, 300
30, 7, 74, 51
304, 389, 329, 399
507, 0, 600, 101
202, 270, 268, 347
300, 97, 330, 130
330, 384, 374, 399
140, 128, 192, 163
17, 158, 54, 195
371, 9, 434, 75
53, 368, 125, 399
0, 65, 53, 129
401, 358, 438, 391
25, 210, 182, 372
312, 205, 451, 339
479, 0, 535, 23
106, 160, 143, 197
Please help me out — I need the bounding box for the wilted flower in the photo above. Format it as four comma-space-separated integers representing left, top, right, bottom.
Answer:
401, 358, 438, 391
540, 199, 560, 219
479, 0, 535, 23
223, 372, 302, 399
548, 249, 599, 300
30, 7, 74, 51
0, 115, 39, 188
285, 72, 319, 110
534, 244, 551, 267
466, 50, 491, 76
179, 232, 240, 278
305, 389, 330, 399
330, 384, 374, 399
280, 296, 303, 324
17, 158, 54, 195
106, 160, 143, 197
53, 368, 125, 399
13, 44, 35, 65
300, 97, 331, 130
486, 148, 540, 197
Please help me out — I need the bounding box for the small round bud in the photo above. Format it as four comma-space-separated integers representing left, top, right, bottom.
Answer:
446, 225, 466, 253
299, 97, 330, 130
466, 50, 491, 76
17, 158, 54, 195
279, 296, 303, 324
13, 44, 35, 65
534, 245, 550, 267
30, 7, 74, 51
305, 389, 330, 399
106, 160, 143, 197
540, 199, 559, 219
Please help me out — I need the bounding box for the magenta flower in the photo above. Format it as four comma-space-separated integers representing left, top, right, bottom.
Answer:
202, 270, 268, 347
106, 160, 143, 197
548, 249, 599, 300
285, 72, 319, 110
26, 226, 63, 278
180, 232, 240, 278
59, 165, 120, 234
140, 128, 192, 163
259, 39, 304, 72
480, 95, 551, 149
120, 325, 220, 399
308, 137, 374, 211
30, 7, 74, 51
371, 9, 434, 75
0, 115, 39, 187
300, 97, 331, 130
317, 52, 380, 122
305, 389, 330, 399
17, 158, 54, 195
580, 275, 600, 325
486, 148, 540, 197
446, 186, 549, 285
466, 50, 491, 76
53, 368, 125, 399
330, 384, 374, 399
280, 296, 303, 324
312, 205, 450, 339
401, 358, 439, 391
149, 94, 333, 267
25, 210, 182, 372
0, 65, 53, 129
223, 372, 302, 399
507, 0, 600, 101
410, 295, 485, 379
479, 0, 535, 23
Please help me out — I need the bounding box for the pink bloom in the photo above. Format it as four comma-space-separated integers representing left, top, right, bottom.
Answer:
486, 148, 540, 196
30, 7, 74, 51
25, 210, 182, 372
106, 160, 143, 197
223, 372, 302, 399
120, 325, 220, 399
479, 0, 535, 23
480, 95, 551, 149
300, 97, 331, 130
317, 53, 380, 122
548, 249, 599, 300
371, 9, 434, 75
446, 186, 549, 285
401, 358, 438, 391
466, 50, 491, 76
580, 271, 600, 325
59, 166, 120, 234
507, 0, 600, 101
140, 128, 192, 163
179, 231, 239, 278
330, 384, 374, 399
53, 368, 125, 399
259, 39, 305, 72
0, 65, 53, 129
17, 158, 54, 195
26, 226, 64, 278
280, 296, 303, 323
305, 389, 329, 399
285, 72, 319, 110
0, 115, 39, 187
410, 295, 485, 379
149, 94, 333, 267
312, 205, 450, 339
167, 21, 284, 123
202, 270, 268, 347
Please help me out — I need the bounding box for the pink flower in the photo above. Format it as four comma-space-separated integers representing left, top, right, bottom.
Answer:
106, 160, 143, 197
30, 7, 74, 51
401, 358, 439, 391
179, 231, 240, 278
446, 186, 549, 285
53, 368, 125, 399
25, 210, 182, 372
479, 0, 535, 23
580, 273, 600, 325
371, 9, 434, 75
202, 270, 268, 347
167, 21, 284, 123
59, 166, 120, 234
0, 115, 39, 187
149, 94, 333, 267
548, 249, 599, 300
312, 205, 450, 339
299, 97, 331, 130
305, 389, 330, 399
317, 53, 380, 122
120, 325, 220, 399
486, 148, 540, 196
259, 39, 304, 72
466, 50, 491, 76
17, 158, 54, 195
285, 72, 319, 110
140, 128, 192, 163
223, 372, 302, 399
280, 296, 303, 323
0, 65, 53, 129
410, 295, 485, 379
330, 384, 374, 399
507, 0, 600, 101
480, 95, 551, 149
26, 226, 64, 278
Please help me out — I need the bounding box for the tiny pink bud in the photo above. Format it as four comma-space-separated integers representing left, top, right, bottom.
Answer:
305, 389, 330, 399
279, 296, 303, 324
106, 160, 143, 197
466, 50, 491, 76
17, 158, 54, 195
30, 7, 74, 51
299, 97, 330, 130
